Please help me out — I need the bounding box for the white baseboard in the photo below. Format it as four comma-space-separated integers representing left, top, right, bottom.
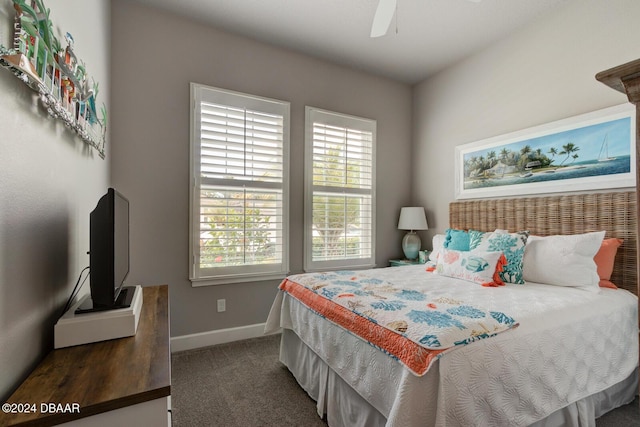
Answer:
170, 322, 278, 353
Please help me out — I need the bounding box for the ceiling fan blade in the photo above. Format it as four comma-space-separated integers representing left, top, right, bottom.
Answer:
370, 0, 397, 38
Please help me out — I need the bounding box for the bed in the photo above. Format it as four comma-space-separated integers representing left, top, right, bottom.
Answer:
265, 192, 639, 427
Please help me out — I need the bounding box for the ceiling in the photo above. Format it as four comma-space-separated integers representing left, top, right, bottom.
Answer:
132, 0, 568, 85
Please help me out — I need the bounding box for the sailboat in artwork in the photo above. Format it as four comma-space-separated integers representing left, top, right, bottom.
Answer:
597, 134, 616, 162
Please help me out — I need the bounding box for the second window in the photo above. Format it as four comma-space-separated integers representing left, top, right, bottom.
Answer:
304, 107, 376, 272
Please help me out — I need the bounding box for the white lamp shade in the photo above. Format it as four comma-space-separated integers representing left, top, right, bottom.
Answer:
398, 207, 428, 231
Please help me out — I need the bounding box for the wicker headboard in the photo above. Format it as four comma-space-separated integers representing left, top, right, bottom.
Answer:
449, 191, 638, 296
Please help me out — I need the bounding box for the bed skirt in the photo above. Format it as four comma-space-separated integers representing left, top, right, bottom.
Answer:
280, 329, 638, 427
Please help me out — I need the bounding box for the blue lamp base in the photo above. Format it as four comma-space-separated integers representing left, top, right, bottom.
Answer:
402, 231, 421, 260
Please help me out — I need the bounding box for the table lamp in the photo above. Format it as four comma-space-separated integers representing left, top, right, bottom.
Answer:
397, 207, 428, 260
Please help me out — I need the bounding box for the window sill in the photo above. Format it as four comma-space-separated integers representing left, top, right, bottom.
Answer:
190, 271, 287, 287
303, 263, 377, 274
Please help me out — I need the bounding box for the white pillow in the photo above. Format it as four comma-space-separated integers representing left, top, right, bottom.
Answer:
435, 248, 506, 287
429, 234, 446, 262
522, 231, 605, 290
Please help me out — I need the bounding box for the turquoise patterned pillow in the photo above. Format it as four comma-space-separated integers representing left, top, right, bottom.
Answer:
444, 228, 470, 251
469, 230, 489, 250
474, 230, 529, 284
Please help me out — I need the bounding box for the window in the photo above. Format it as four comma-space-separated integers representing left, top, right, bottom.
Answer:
190, 83, 289, 285
304, 107, 376, 272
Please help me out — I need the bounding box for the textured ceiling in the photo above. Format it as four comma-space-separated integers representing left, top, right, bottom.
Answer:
132, 0, 568, 84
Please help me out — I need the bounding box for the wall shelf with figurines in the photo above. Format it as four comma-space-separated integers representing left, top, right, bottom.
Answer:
0, 0, 106, 158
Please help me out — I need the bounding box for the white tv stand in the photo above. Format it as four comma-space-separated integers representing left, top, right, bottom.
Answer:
54, 285, 143, 349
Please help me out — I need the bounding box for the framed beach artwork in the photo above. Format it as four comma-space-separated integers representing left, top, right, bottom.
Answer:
455, 104, 635, 199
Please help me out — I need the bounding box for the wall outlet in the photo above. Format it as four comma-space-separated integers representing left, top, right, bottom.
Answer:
217, 299, 226, 313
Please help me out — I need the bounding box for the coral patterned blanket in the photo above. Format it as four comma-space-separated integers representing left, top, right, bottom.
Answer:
280, 270, 518, 376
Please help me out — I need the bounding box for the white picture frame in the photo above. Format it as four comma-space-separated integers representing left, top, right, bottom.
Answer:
455, 104, 636, 200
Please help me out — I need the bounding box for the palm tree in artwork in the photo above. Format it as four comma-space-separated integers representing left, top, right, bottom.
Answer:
547, 147, 558, 165
487, 151, 497, 168
559, 142, 580, 166
520, 145, 532, 157
518, 145, 532, 170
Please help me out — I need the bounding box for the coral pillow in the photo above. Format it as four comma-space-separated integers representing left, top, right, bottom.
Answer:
594, 238, 623, 289
435, 248, 507, 287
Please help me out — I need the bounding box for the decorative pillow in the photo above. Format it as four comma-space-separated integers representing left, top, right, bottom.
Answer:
443, 229, 470, 251
474, 230, 529, 284
469, 229, 489, 250
522, 231, 605, 290
594, 238, 623, 289
435, 248, 506, 287
429, 234, 446, 262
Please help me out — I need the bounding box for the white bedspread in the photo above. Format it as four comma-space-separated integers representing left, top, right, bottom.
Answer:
265, 265, 639, 427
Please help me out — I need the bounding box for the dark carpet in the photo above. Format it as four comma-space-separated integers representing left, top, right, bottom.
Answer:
171, 333, 639, 426
171, 334, 326, 426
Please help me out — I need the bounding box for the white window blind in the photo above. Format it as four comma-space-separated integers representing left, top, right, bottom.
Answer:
304, 107, 376, 272
190, 83, 289, 285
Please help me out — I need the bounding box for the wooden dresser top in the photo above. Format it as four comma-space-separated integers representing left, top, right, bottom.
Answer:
0, 285, 170, 427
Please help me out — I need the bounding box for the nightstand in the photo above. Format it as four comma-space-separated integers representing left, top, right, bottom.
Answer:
389, 259, 424, 267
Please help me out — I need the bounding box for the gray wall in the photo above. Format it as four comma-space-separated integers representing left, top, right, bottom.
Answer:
110, 1, 413, 337
413, 0, 640, 243
0, 1, 110, 400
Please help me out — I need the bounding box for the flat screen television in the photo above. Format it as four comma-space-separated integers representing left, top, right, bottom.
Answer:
76, 188, 134, 313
